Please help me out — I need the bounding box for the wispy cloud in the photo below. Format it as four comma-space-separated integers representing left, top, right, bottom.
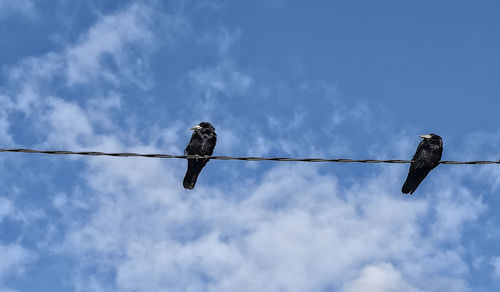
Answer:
0, 243, 35, 290
0, 0, 36, 20
6, 2, 186, 96
0, 94, 14, 145
491, 257, 500, 278
0, 197, 13, 222
187, 60, 253, 101
65, 3, 157, 88
199, 26, 241, 57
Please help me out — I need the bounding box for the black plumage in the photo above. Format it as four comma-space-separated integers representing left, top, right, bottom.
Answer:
402, 133, 443, 194
183, 122, 217, 190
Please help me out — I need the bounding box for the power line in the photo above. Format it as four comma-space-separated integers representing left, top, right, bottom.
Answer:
0, 148, 499, 165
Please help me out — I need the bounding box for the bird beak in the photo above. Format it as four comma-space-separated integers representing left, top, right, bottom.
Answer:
190, 125, 202, 131
419, 134, 432, 139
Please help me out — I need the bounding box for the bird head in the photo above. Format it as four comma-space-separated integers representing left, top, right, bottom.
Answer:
190, 122, 215, 132
419, 133, 442, 141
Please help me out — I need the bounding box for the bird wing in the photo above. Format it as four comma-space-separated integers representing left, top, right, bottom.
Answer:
411, 140, 431, 170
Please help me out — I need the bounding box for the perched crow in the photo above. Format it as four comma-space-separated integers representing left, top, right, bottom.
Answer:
183, 122, 217, 190
402, 134, 443, 194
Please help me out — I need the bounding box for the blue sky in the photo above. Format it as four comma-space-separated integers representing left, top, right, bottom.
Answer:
1, 0, 500, 291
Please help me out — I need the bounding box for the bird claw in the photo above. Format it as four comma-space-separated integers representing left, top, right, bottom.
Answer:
194, 154, 200, 161
204, 155, 209, 160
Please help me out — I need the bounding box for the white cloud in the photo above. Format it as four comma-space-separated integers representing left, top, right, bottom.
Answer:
0, 1, 188, 151
48, 159, 479, 292
41, 97, 94, 148
5, 2, 185, 99
0, 0, 35, 20
0, 3, 187, 288
342, 263, 421, 292
187, 60, 253, 100
0, 243, 34, 289
0, 196, 13, 222
430, 178, 485, 242
491, 257, 500, 277
65, 3, 157, 87
0, 94, 14, 145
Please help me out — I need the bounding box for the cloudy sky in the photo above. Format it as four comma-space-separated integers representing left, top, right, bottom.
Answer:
1, 0, 500, 291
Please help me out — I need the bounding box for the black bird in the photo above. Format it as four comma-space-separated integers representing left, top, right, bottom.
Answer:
183, 122, 217, 190
402, 134, 443, 194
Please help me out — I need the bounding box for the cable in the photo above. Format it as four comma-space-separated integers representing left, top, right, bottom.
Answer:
0, 148, 499, 165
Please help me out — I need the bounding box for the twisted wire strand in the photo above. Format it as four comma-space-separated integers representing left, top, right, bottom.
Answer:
0, 148, 499, 165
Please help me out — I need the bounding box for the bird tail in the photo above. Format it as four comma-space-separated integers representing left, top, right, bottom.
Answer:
401, 171, 428, 195
401, 178, 416, 194
183, 159, 207, 190
183, 168, 200, 190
